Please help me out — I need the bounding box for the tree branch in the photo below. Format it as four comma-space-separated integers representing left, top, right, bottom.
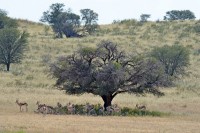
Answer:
112, 89, 128, 99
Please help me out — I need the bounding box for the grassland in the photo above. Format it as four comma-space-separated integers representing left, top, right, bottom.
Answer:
0, 19, 200, 133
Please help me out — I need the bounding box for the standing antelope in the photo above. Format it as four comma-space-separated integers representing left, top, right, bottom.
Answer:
66, 102, 75, 114
16, 99, 28, 112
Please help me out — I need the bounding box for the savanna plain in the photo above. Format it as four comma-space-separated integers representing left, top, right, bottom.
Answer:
1, 20, 200, 133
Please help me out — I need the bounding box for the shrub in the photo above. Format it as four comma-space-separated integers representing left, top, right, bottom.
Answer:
121, 107, 168, 116
150, 44, 190, 77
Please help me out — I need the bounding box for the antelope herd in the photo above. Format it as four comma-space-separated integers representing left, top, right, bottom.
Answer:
15, 99, 147, 116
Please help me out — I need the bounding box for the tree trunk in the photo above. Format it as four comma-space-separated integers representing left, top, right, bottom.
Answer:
101, 94, 113, 111
6, 63, 10, 71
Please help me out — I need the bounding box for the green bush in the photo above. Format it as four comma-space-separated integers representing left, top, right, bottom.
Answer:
193, 24, 200, 34
121, 107, 168, 117
150, 44, 190, 77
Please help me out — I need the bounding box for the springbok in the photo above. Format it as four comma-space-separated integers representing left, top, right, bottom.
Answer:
35, 101, 55, 114
16, 99, 28, 112
66, 102, 75, 114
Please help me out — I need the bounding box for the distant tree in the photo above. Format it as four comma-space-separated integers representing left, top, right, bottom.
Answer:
40, 3, 65, 38
80, 9, 98, 34
61, 12, 81, 37
50, 40, 171, 110
0, 28, 29, 71
150, 45, 190, 77
164, 10, 196, 20
0, 9, 18, 29
40, 3, 81, 38
0, 9, 7, 16
140, 14, 151, 22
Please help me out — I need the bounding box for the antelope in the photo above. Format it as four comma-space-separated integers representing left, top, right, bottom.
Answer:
105, 106, 114, 115
46, 105, 55, 114
66, 102, 75, 114
88, 104, 97, 116
98, 106, 104, 115
36, 104, 48, 114
35, 101, 55, 114
135, 104, 146, 110
112, 104, 121, 113
84, 103, 95, 115
57, 102, 62, 108
54, 102, 63, 115
16, 99, 28, 112
36, 101, 45, 109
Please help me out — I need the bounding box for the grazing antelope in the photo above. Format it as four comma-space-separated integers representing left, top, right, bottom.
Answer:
15, 99, 28, 112
135, 104, 146, 110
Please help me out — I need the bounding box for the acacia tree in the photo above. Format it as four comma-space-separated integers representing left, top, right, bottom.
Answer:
164, 10, 196, 20
80, 9, 98, 34
50, 41, 171, 109
0, 28, 28, 71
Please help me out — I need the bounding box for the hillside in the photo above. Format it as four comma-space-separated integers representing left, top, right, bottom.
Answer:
1, 19, 200, 93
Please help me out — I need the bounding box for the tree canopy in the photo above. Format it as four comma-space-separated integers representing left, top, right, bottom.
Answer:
140, 14, 151, 22
80, 9, 99, 34
164, 10, 196, 20
50, 40, 171, 109
0, 9, 18, 29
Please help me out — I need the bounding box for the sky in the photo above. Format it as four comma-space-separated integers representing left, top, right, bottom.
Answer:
1, 0, 200, 24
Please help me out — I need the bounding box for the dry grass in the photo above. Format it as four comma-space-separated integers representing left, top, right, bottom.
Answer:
0, 88, 200, 133
0, 20, 200, 132
1, 114, 200, 133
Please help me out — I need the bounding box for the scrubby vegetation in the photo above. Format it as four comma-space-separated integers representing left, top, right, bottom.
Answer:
34, 102, 168, 117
